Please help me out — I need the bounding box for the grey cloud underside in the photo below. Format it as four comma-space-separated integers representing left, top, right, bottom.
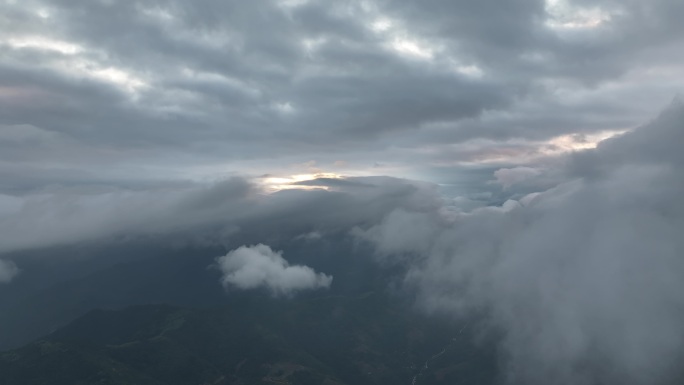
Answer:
2, 0, 684, 189
2, 0, 511, 144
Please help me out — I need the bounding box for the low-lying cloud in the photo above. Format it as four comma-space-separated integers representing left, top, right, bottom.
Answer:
216, 244, 332, 297
492, 166, 542, 190
360, 101, 684, 385
0, 259, 18, 284
0, 176, 435, 256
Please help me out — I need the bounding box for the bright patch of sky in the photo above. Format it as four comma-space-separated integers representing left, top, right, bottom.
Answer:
545, 0, 615, 30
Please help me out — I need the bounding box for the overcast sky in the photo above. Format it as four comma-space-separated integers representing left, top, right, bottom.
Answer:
2, 0, 683, 194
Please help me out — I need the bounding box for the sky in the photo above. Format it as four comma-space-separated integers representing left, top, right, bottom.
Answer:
2, 0, 683, 193
2, 1, 684, 384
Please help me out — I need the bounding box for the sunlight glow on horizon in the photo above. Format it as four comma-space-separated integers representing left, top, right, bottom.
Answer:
259, 172, 343, 192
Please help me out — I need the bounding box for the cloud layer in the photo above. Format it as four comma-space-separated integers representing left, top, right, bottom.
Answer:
1, 0, 683, 189
216, 244, 332, 297
0, 176, 439, 255
360, 102, 684, 384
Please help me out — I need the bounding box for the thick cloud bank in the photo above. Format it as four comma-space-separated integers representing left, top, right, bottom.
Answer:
0, 176, 435, 255
361, 102, 684, 385
216, 244, 332, 297
0, 259, 18, 284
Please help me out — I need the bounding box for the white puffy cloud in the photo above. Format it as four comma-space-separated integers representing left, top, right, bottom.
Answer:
0, 259, 19, 284
216, 244, 332, 297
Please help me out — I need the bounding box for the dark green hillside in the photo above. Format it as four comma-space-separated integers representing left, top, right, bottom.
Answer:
0, 237, 385, 351
0, 294, 496, 385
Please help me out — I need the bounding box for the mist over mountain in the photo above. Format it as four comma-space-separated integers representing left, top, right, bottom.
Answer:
361, 101, 684, 385
0, 101, 682, 385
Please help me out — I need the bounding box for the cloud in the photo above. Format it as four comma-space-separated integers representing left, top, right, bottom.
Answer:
1, 0, 682, 190
0, 259, 19, 284
0, 178, 254, 254
0, 0, 683, 379
216, 244, 332, 296
492, 166, 542, 189
0, 175, 435, 255
359, 101, 684, 384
